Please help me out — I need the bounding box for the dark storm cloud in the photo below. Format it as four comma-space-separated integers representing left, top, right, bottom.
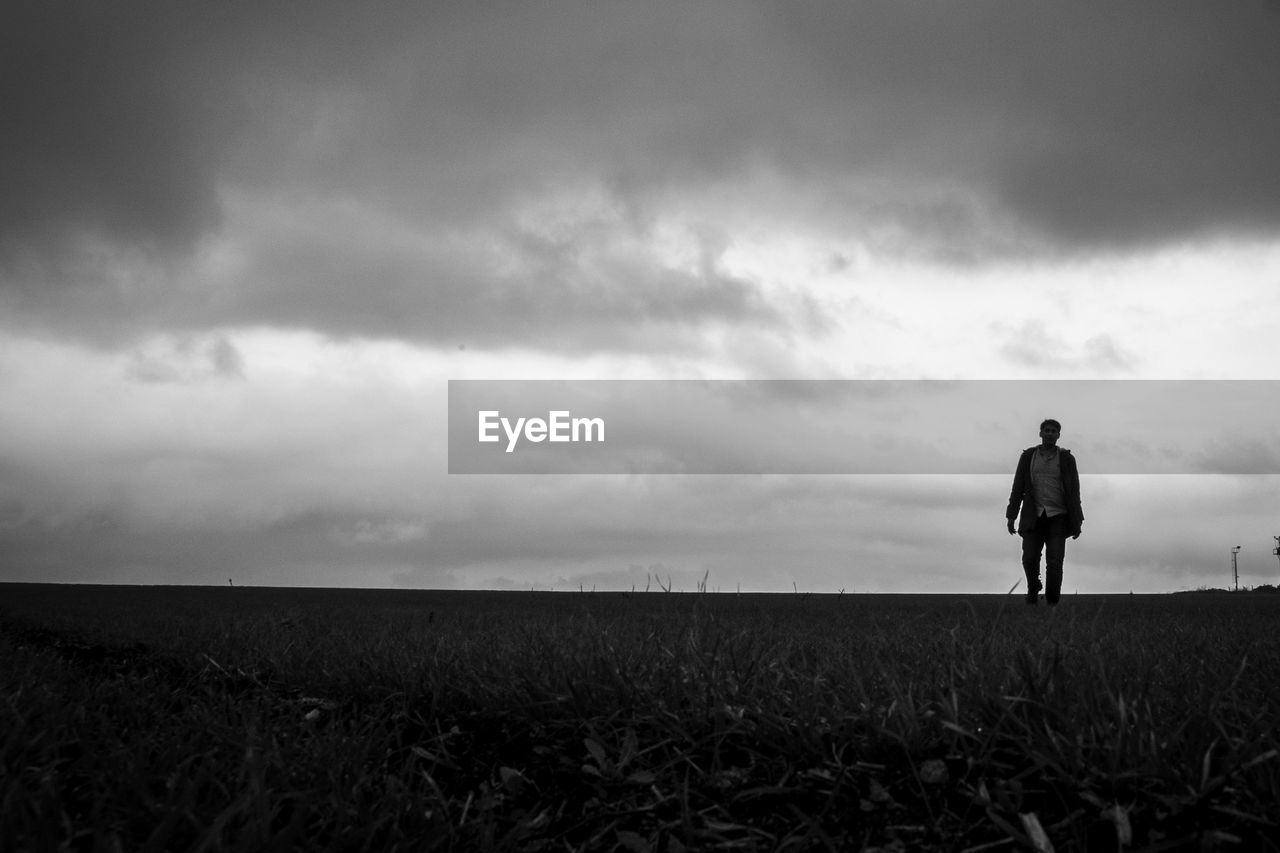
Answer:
5, 2, 1280, 345
0, 3, 223, 257
767, 1, 1280, 253
0, 1, 422, 260
217, 197, 777, 351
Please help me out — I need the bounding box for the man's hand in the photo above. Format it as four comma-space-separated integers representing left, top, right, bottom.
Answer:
1072, 530, 1081, 540
1007, 519, 1016, 535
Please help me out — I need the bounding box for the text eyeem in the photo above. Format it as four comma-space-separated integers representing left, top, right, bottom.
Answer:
478, 410, 605, 453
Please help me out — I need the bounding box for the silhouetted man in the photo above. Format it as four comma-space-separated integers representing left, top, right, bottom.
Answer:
1007, 419, 1083, 605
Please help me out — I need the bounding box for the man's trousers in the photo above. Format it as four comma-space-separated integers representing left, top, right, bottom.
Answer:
1021, 512, 1068, 603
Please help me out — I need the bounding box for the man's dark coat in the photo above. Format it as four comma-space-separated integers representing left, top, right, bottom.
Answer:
1006, 447, 1084, 537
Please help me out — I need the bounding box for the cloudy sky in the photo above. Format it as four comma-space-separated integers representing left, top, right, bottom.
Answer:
4, 1, 1280, 593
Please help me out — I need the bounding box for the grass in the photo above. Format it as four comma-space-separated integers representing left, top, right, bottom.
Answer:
2, 584, 1279, 851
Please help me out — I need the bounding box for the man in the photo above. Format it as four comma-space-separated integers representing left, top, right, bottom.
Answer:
1006, 419, 1083, 605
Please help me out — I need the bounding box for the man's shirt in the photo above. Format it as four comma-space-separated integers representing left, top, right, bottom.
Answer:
1029, 446, 1067, 518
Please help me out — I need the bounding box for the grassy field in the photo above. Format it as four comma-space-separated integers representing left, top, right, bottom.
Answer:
2, 584, 1278, 852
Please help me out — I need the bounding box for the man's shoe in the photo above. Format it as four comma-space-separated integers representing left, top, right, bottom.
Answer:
1025, 592, 1038, 605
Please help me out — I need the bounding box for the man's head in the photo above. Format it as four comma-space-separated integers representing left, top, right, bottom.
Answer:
1039, 419, 1061, 447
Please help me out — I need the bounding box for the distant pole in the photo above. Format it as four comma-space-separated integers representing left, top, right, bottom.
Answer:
1273, 536, 1280, 576
1231, 546, 1241, 591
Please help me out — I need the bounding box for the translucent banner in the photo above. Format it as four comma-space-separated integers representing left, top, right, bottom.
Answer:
447, 380, 1280, 474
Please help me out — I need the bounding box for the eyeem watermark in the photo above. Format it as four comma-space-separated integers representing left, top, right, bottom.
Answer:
451, 379, 1280, 474
478, 410, 605, 453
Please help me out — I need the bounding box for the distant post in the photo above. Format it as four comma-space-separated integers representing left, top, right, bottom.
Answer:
1273, 536, 1279, 576
1231, 546, 1241, 591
